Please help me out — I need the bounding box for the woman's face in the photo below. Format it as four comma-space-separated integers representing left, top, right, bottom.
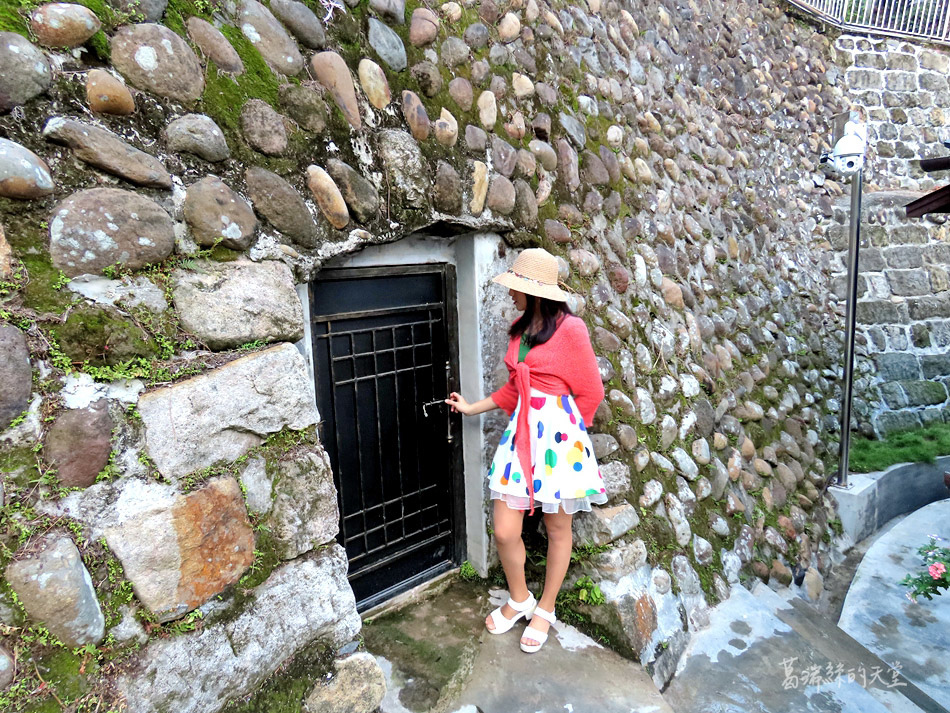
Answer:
508, 288, 527, 311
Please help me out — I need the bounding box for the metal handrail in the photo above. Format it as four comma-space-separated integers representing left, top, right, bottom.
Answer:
786, 0, 950, 46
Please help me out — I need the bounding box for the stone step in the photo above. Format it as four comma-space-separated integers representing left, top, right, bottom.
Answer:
447, 618, 675, 713
754, 583, 945, 713
368, 581, 672, 713
435, 589, 673, 713
663, 582, 932, 713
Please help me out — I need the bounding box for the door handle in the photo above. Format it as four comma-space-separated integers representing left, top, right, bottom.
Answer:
421, 397, 453, 444
422, 400, 444, 417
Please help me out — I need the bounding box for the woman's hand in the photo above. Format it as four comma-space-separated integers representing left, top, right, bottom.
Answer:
446, 392, 473, 416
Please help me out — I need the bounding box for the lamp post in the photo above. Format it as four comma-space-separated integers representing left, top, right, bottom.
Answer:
836, 167, 863, 487
821, 111, 867, 488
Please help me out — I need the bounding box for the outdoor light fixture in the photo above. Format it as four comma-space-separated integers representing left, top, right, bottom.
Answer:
823, 110, 867, 489
829, 119, 868, 175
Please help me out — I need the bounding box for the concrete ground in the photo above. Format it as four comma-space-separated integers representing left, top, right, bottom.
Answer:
363, 499, 950, 713
838, 499, 950, 704
365, 583, 670, 713
447, 590, 673, 713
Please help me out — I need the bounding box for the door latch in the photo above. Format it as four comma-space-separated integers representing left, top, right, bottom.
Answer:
422, 399, 445, 417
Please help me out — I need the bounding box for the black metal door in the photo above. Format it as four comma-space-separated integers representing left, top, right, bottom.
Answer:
310, 264, 464, 609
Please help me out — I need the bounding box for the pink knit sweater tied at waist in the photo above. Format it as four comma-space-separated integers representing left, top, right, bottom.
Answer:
490, 315, 605, 515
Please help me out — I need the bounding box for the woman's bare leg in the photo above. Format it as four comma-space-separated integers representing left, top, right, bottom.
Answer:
485, 500, 530, 630
522, 508, 573, 646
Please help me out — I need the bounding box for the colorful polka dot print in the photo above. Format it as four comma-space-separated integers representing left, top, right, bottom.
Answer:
557, 395, 577, 425
487, 390, 607, 513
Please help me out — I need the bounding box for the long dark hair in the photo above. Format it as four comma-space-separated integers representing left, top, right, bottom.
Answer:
509, 295, 572, 347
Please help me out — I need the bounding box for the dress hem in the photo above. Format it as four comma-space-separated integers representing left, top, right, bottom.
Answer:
490, 489, 609, 515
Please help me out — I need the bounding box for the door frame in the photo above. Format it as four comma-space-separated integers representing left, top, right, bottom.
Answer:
293, 231, 502, 586
306, 263, 467, 610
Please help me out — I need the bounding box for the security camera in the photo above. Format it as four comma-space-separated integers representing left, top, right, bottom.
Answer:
831, 120, 867, 175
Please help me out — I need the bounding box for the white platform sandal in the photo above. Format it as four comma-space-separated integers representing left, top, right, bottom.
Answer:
520, 606, 555, 653
486, 592, 537, 635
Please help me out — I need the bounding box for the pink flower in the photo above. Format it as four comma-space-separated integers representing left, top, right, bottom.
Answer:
929, 562, 947, 580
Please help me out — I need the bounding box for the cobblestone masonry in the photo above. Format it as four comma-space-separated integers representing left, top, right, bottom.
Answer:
3, 0, 945, 708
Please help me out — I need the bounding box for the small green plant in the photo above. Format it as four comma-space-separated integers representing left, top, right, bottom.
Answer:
459, 560, 479, 582
570, 542, 611, 563
5, 409, 28, 430
65, 519, 88, 547
102, 264, 122, 279
237, 339, 266, 352
901, 537, 949, 602
96, 451, 120, 483
84, 357, 173, 383
574, 576, 605, 605
20, 623, 66, 649
168, 609, 204, 635
46, 336, 74, 373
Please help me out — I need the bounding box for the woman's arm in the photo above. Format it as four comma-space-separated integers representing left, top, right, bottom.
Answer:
564, 318, 605, 425
445, 392, 499, 416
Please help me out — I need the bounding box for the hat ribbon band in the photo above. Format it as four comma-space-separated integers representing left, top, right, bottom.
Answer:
506, 268, 558, 288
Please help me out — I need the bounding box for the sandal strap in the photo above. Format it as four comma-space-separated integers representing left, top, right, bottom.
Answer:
489, 607, 515, 628
507, 594, 536, 612
522, 625, 549, 643
531, 606, 556, 624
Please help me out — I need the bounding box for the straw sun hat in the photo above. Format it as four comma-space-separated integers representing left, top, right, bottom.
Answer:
491, 247, 568, 302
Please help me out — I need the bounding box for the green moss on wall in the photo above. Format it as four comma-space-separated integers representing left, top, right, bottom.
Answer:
18, 253, 76, 315
221, 638, 335, 713
0, 447, 42, 516
50, 304, 160, 367
199, 32, 281, 133
75, 0, 123, 27
0, 1, 30, 36
0, 207, 74, 315
327, 3, 365, 66
85, 29, 110, 61
163, 0, 209, 36
36, 648, 97, 701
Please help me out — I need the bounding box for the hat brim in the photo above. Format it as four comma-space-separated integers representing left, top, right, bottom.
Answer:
492, 272, 568, 302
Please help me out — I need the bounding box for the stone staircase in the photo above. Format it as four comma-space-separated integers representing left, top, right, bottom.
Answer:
663, 582, 947, 713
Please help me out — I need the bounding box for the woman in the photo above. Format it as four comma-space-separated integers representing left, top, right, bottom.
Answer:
446, 247, 606, 653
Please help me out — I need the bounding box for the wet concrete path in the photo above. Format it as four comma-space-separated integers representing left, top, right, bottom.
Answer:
363, 500, 950, 713
664, 583, 940, 713
838, 499, 950, 704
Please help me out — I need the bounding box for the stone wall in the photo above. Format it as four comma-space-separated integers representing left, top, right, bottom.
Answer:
829, 192, 950, 437
823, 36, 950, 438
834, 34, 950, 191
0, 0, 852, 707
